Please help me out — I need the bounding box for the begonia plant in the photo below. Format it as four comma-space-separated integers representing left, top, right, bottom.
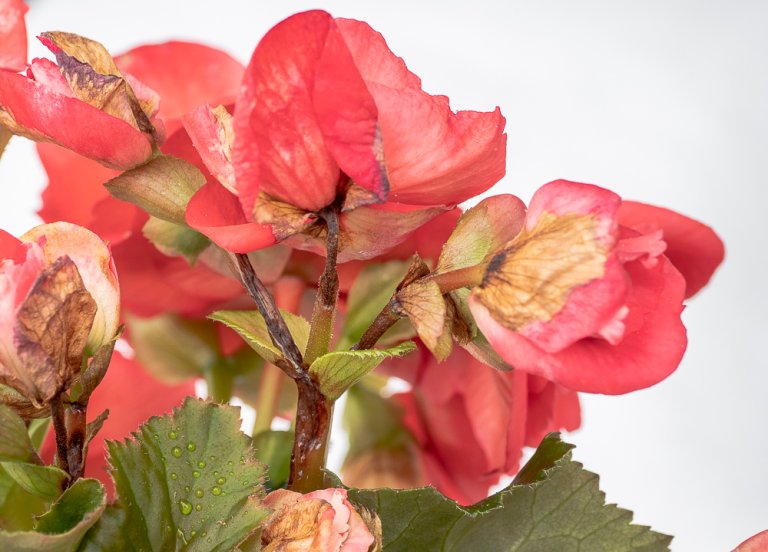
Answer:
0, 3, 746, 551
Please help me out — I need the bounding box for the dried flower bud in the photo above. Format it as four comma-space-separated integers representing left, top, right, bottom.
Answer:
262, 488, 378, 551
0, 223, 119, 413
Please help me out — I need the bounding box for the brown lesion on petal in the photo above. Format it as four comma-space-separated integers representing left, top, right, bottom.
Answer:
261, 497, 330, 551
40, 32, 160, 142
2, 256, 97, 406
253, 192, 319, 241
474, 212, 607, 330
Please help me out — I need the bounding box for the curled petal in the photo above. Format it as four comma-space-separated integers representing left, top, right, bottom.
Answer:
186, 181, 276, 254
371, 82, 506, 205
471, 256, 688, 394
618, 201, 724, 298
0, 72, 153, 169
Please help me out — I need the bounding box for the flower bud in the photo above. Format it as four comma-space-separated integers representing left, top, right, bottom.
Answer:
262, 488, 379, 551
0, 223, 119, 413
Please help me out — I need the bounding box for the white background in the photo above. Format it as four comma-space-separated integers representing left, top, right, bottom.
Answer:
1, 1, 766, 550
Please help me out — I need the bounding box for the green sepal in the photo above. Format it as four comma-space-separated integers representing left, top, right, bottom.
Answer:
309, 342, 416, 401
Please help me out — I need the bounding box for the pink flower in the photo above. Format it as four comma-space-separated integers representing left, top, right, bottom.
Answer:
0, 222, 119, 408
392, 344, 579, 504
0, 0, 27, 72
261, 488, 377, 551
37, 41, 247, 317
186, 10, 505, 261
469, 180, 723, 394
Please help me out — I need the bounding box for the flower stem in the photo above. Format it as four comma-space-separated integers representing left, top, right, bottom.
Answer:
428, 264, 485, 293
252, 362, 284, 436
304, 208, 340, 365
288, 378, 333, 493
205, 363, 233, 403
50, 394, 70, 477
235, 253, 305, 377
353, 299, 403, 351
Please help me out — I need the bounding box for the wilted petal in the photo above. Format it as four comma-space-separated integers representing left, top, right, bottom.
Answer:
0, 72, 153, 169
471, 256, 688, 394
619, 200, 724, 298
473, 181, 626, 353
21, 222, 120, 351
182, 104, 237, 193
0, 0, 28, 72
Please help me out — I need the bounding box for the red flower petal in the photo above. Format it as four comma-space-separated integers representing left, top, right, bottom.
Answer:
471, 256, 688, 394
115, 41, 243, 135
335, 18, 422, 91
186, 181, 276, 254
370, 83, 506, 205
618, 201, 724, 298
735, 529, 768, 552
0, 72, 153, 169
0, 228, 20, 258
524, 375, 581, 447
0, 0, 28, 72
40, 352, 194, 496
234, 10, 384, 213
37, 143, 118, 228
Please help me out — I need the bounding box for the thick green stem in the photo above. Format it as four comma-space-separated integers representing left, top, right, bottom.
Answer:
205, 363, 233, 403
252, 363, 285, 436
304, 208, 340, 365
288, 379, 333, 492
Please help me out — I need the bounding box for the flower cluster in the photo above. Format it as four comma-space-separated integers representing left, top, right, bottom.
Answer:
0, 2, 726, 547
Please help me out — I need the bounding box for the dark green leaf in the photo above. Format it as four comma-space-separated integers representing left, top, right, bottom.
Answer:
0, 478, 105, 551
106, 397, 269, 551
0, 463, 68, 501
347, 434, 672, 551
309, 342, 416, 401
0, 405, 38, 462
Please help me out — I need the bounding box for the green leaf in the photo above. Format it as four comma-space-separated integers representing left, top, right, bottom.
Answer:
0, 405, 38, 462
309, 342, 416, 401
105, 397, 269, 551
0, 463, 69, 501
209, 310, 310, 365
252, 430, 293, 492
339, 261, 411, 349
436, 194, 525, 275
77, 507, 127, 552
0, 465, 49, 532
28, 419, 51, 452
104, 155, 205, 224
126, 314, 220, 384
142, 217, 210, 264
346, 433, 672, 551
0, 478, 106, 552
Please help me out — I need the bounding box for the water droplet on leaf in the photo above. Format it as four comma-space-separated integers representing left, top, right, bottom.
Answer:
178, 499, 193, 516
171, 447, 182, 458
211, 486, 221, 496
186, 442, 196, 452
